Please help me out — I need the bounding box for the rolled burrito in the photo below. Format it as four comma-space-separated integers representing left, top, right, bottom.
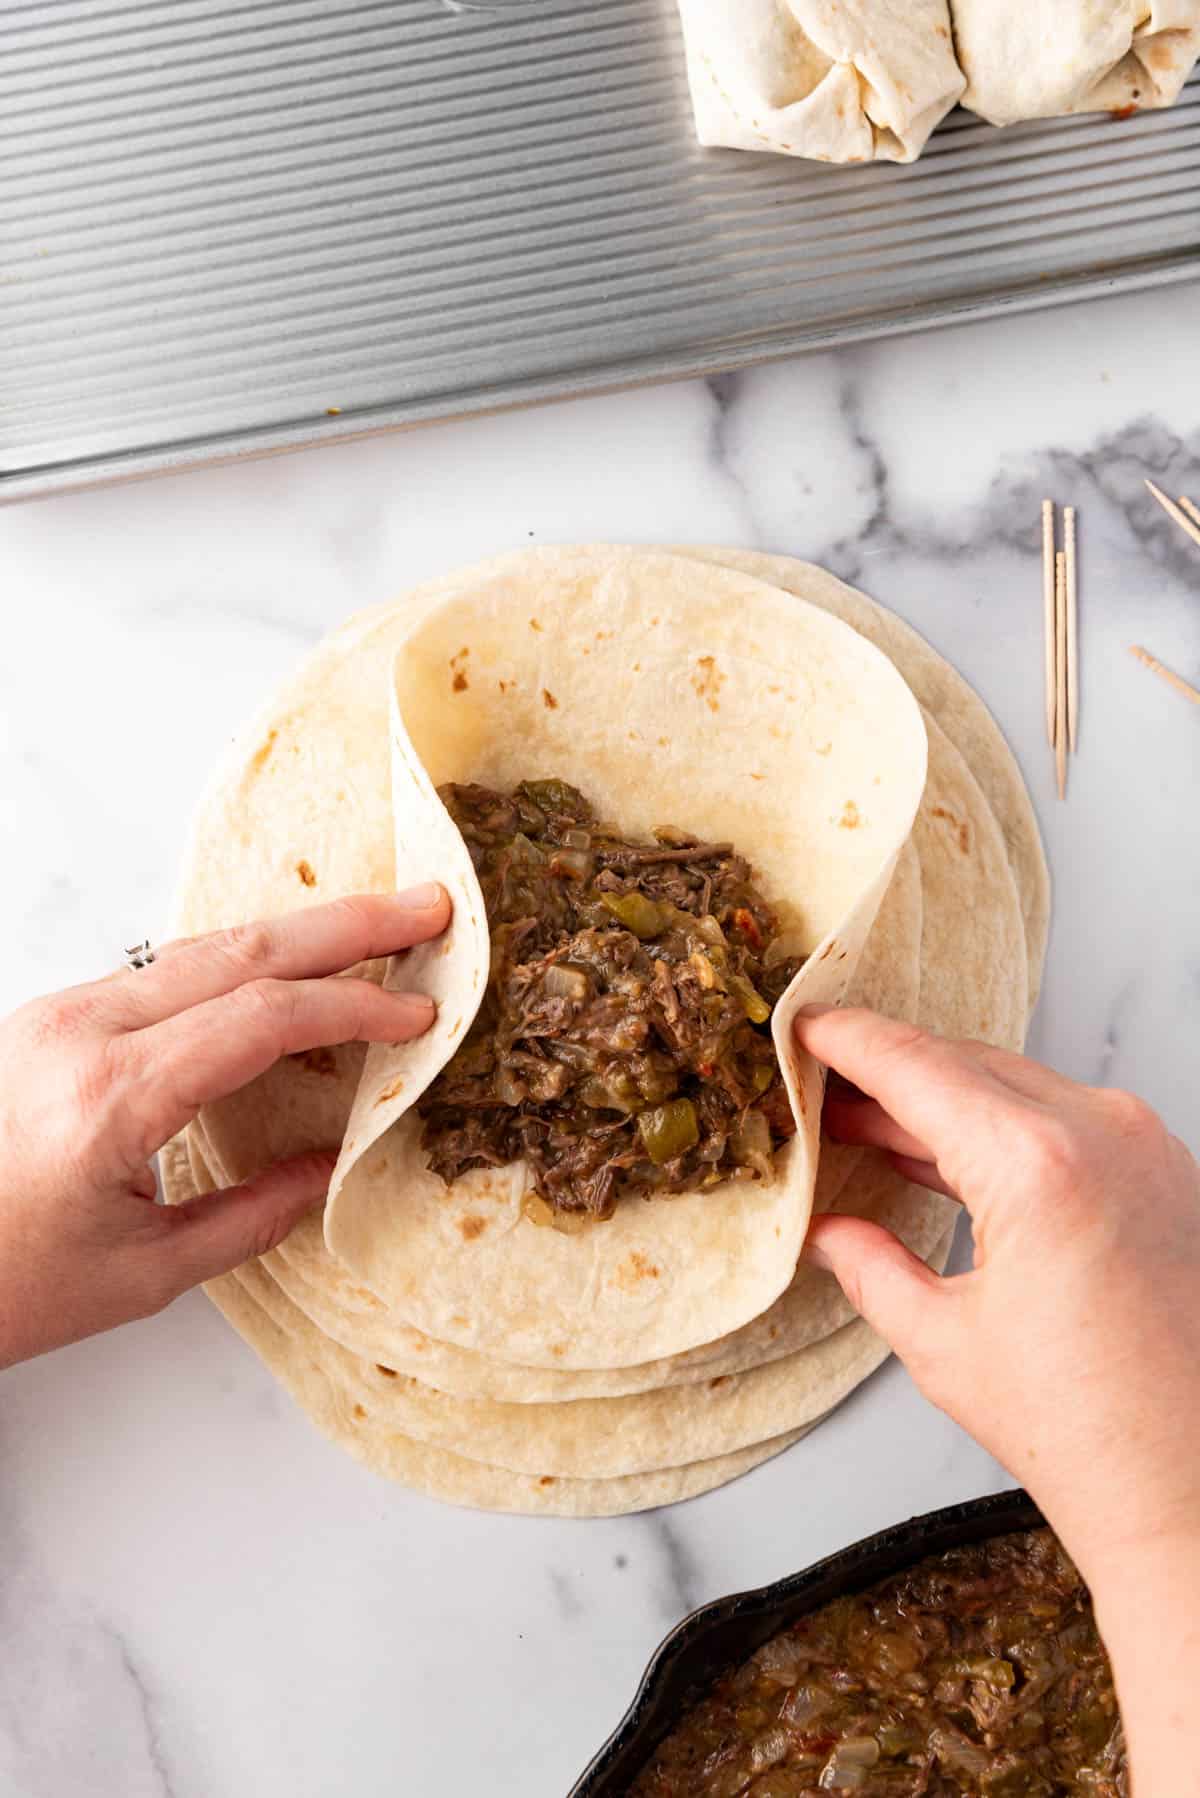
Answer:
675, 0, 966, 163
953, 0, 1200, 126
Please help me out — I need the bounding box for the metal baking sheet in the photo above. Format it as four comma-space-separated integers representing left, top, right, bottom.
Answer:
3, 0, 1199, 501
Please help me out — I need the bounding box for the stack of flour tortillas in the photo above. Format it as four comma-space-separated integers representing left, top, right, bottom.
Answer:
675, 0, 1200, 164
162, 548, 1048, 1516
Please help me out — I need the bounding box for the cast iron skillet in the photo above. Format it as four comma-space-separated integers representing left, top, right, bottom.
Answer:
569, 1487, 1044, 1796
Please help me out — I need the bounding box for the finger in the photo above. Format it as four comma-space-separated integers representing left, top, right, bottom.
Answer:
803, 1213, 950, 1356
823, 1091, 934, 1165
106, 888, 451, 1028
884, 1151, 960, 1201
120, 976, 437, 1160
152, 1151, 336, 1299
797, 1008, 1022, 1167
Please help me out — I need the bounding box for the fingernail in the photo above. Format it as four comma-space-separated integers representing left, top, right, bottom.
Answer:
796, 1003, 836, 1022
802, 1239, 835, 1273
396, 991, 436, 1017
825, 1072, 869, 1103
395, 882, 445, 909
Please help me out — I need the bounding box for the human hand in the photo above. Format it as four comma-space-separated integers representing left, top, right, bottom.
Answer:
794, 1006, 1200, 1580
0, 887, 450, 1369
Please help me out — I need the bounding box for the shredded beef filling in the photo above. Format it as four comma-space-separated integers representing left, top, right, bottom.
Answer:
633, 1529, 1126, 1798
416, 778, 804, 1221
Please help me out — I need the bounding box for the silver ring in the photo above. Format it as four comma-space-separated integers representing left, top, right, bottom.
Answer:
124, 940, 156, 971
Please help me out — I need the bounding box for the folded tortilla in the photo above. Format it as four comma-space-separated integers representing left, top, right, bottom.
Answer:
321, 548, 928, 1367
953, 0, 1200, 126
675, 0, 966, 162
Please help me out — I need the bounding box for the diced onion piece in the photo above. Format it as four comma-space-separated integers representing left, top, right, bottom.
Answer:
520, 1190, 556, 1229
542, 963, 592, 1003
819, 1737, 880, 1789
748, 1727, 791, 1774
732, 1107, 774, 1180
689, 950, 719, 991
550, 848, 593, 882
495, 1065, 527, 1107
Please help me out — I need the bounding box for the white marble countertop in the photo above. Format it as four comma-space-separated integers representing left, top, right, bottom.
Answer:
2, 283, 1198, 1798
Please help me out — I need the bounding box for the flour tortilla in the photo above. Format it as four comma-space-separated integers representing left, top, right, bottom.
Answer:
953, 0, 1200, 126
236, 1257, 889, 1478
676, 0, 965, 163
165, 546, 1042, 1511
264, 1155, 952, 1402
310, 549, 929, 1368
674, 549, 1049, 1008
165, 1132, 954, 1509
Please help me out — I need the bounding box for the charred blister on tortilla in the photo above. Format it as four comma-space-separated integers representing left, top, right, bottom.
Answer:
416, 779, 805, 1225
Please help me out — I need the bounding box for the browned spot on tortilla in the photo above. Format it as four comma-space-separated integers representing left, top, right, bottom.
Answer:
550, 1344, 565, 1359
538, 1476, 556, 1487
618, 1250, 661, 1290
709, 1375, 731, 1389
769, 1324, 780, 1340
819, 941, 836, 961
250, 728, 278, 773
839, 801, 861, 830
374, 1077, 405, 1106
458, 1214, 488, 1241
769, 724, 784, 740
352, 1404, 366, 1420
794, 1072, 807, 1116
376, 1364, 397, 1378
451, 1315, 468, 1330
412, 1337, 427, 1352
931, 804, 971, 854
657, 736, 669, 747
296, 859, 317, 887
750, 773, 764, 781
632, 662, 641, 673
815, 742, 832, 756
768, 684, 781, 694
291, 1046, 338, 1076
542, 688, 558, 709
691, 655, 725, 713
499, 679, 511, 693
529, 617, 542, 631
452, 670, 468, 693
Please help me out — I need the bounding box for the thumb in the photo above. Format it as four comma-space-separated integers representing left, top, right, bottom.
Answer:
804, 1213, 951, 1363
156, 1150, 337, 1296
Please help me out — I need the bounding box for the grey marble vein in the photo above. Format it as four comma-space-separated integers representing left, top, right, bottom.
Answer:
643, 1514, 704, 1621
102, 1622, 178, 1798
